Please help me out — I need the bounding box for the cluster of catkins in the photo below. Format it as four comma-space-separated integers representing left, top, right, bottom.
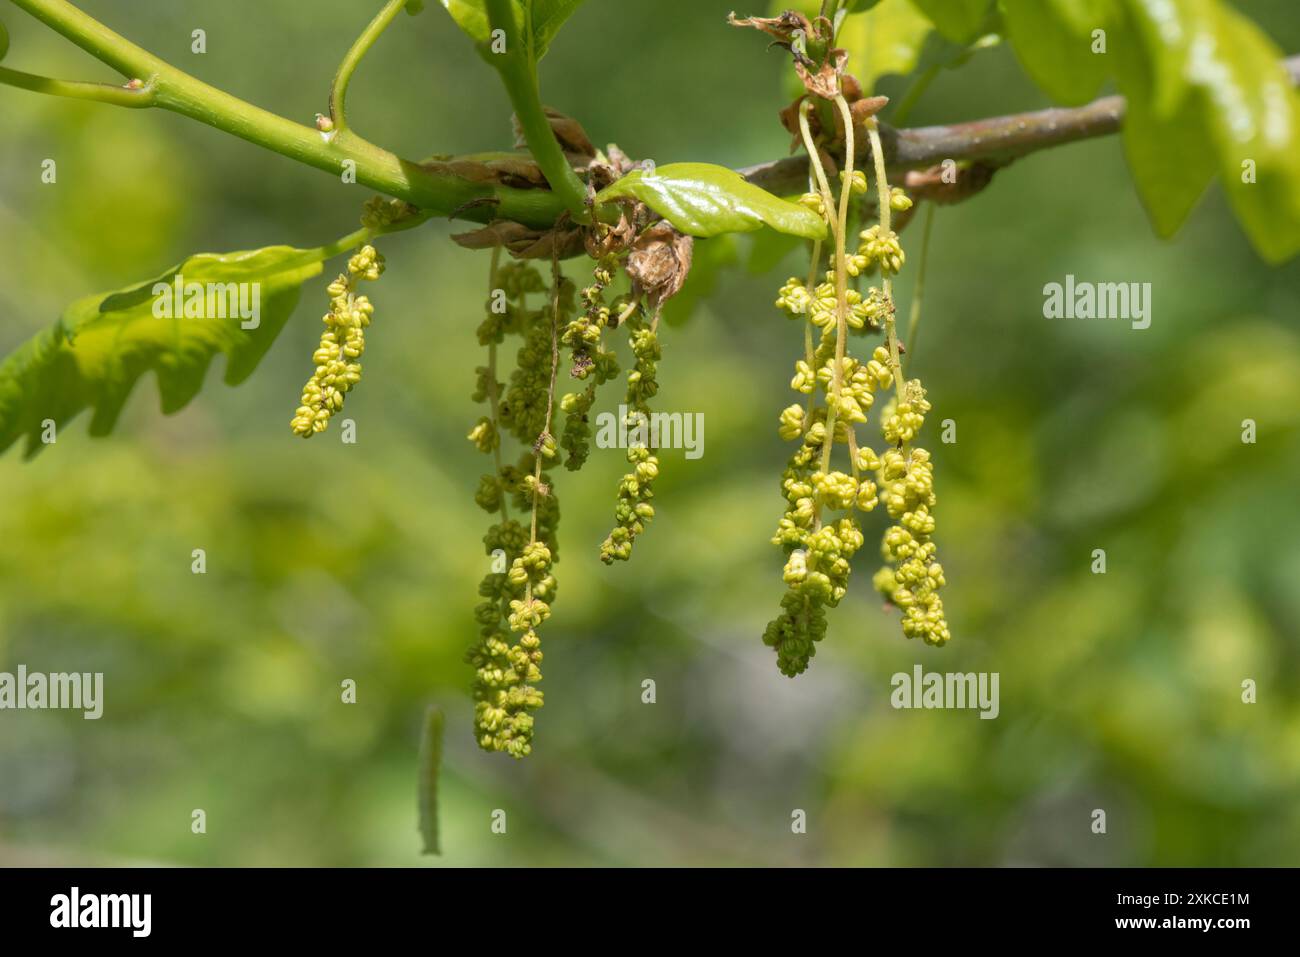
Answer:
290, 244, 384, 437
558, 250, 662, 565
763, 168, 949, 676
465, 261, 566, 758
464, 238, 671, 755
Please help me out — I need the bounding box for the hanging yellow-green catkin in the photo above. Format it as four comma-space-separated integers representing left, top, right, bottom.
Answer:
762, 97, 873, 676
558, 255, 621, 471
465, 258, 568, 758
862, 121, 951, 647
872, 371, 950, 645
599, 302, 661, 564
765, 261, 888, 675
763, 93, 951, 674
290, 244, 384, 437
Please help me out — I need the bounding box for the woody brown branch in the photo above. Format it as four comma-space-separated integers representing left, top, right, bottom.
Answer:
739, 54, 1300, 200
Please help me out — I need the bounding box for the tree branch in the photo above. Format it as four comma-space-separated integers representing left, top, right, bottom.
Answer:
4, 0, 1298, 233
3, 0, 570, 227
741, 55, 1300, 198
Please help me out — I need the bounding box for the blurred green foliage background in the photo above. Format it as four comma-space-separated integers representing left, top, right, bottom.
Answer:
1, 0, 1299, 866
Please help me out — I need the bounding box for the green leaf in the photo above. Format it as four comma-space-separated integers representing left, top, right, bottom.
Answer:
910, 0, 996, 43
439, 0, 585, 61
530, 0, 587, 56
1110, 7, 1214, 238
838, 0, 937, 93
596, 163, 828, 240
440, 0, 491, 46
417, 704, 445, 856
1000, 0, 1113, 105
1121, 76, 1217, 238
912, 22, 1000, 73
1122, 0, 1300, 262
0, 244, 335, 458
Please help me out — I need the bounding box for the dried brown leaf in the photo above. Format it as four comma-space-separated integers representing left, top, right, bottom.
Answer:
422, 155, 550, 190
584, 213, 637, 259
726, 11, 814, 48
794, 46, 849, 99
779, 98, 803, 150
512, 107, 597, 158
452, 220, 538, 250
523, 228, 586, 260
626, 223, 694, 308
452, 220, 586, 260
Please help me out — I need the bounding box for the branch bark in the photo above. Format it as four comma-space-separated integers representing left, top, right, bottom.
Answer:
742, 55, 1300, 198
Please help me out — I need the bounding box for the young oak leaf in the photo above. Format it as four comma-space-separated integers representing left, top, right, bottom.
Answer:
1000, 0, 1112, 106
440, 0, 586, 61
1122, 0, 1300, 261
0, 245, 331, 458
910, 0, 997, 44
595, 163, 828, 241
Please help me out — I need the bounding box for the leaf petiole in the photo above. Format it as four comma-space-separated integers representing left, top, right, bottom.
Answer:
329, 0, 417, 135
483, 0, 591, 223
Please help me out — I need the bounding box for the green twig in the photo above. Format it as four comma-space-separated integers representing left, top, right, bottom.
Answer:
1, 0, 568, 227
483, 0, 591, 223
0, 10, 152, 106
329, 0, 411, 134
0, 63, 154, 106
6, 2, 1299, 238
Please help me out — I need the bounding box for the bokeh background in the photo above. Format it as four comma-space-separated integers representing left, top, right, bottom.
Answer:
1, 0, 1298, 866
